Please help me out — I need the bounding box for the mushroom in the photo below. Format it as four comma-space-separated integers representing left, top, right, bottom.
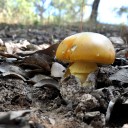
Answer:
56, 32, 115, 84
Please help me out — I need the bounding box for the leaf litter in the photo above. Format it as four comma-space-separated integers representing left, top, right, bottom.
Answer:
0, 25, 128, 128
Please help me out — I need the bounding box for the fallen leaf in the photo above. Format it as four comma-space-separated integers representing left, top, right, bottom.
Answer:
2, 72, 26, 81
5, 41, 15, 54
19, 63, 42, 70
109, 37, 125, 45
16, 43, 59, 57
27, 69, 45, 77
109, 69, 128, 83
36, 43, 59, 57
0, 63, 27, 78
22, 53, 53, 72
51, 62, 66, 77
28, 74, 51, 84
116, 49, 128, 58
34, 78, 59, 89
39, 43, 50, 49
5, 40, 32, 55
0, 52, 18, 58
16, 50, 36, 56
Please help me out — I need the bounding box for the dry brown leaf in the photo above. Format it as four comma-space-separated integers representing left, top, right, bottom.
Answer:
19, 63, 43, 70
0, 52, 18, 58
15, 43, 59, 75
36, 43, 59, 57
27, 69, 46, 78
22, 53, 53, 72
5, 42, 15, 54
5, 40, 32, 54
16, 43, 59, 57
5, 41, 23, 54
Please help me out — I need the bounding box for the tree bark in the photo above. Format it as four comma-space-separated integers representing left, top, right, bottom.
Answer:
79, 0, 85, 32
89, 0, 100, 23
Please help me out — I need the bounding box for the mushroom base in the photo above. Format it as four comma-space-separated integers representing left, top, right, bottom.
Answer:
66, 62, 98, 84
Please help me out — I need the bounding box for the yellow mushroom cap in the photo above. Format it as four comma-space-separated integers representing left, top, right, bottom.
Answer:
56, 32, 115, 64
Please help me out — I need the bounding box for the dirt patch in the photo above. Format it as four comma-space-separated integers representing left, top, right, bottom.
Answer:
0, 24, 128, 128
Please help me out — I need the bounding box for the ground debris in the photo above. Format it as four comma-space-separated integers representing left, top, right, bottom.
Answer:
0, 25, 128, 128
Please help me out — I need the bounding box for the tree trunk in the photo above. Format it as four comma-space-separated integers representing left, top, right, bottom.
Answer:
89, 0, 100, 23
79, 0, 85, 32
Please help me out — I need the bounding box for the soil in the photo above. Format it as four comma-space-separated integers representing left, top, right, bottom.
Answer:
0, 23, 128, 128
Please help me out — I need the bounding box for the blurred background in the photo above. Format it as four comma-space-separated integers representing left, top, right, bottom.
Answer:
0, 0, 128, 43
0, 0, 127, 25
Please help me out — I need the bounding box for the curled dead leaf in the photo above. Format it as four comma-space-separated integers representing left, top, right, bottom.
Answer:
27, 74, 51, 84
16, 43, 59, 57
34, 78, 59, 89
2, 72, 26, 81
22, 53, 53, 72
36, 43, 59, 57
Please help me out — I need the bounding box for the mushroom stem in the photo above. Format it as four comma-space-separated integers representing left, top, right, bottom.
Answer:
68, 62, 98, 83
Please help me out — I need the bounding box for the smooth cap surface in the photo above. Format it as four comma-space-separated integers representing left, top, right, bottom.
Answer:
56, 32, 115, 64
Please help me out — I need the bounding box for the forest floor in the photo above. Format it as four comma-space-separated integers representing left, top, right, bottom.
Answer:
0, 23, 128, 128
